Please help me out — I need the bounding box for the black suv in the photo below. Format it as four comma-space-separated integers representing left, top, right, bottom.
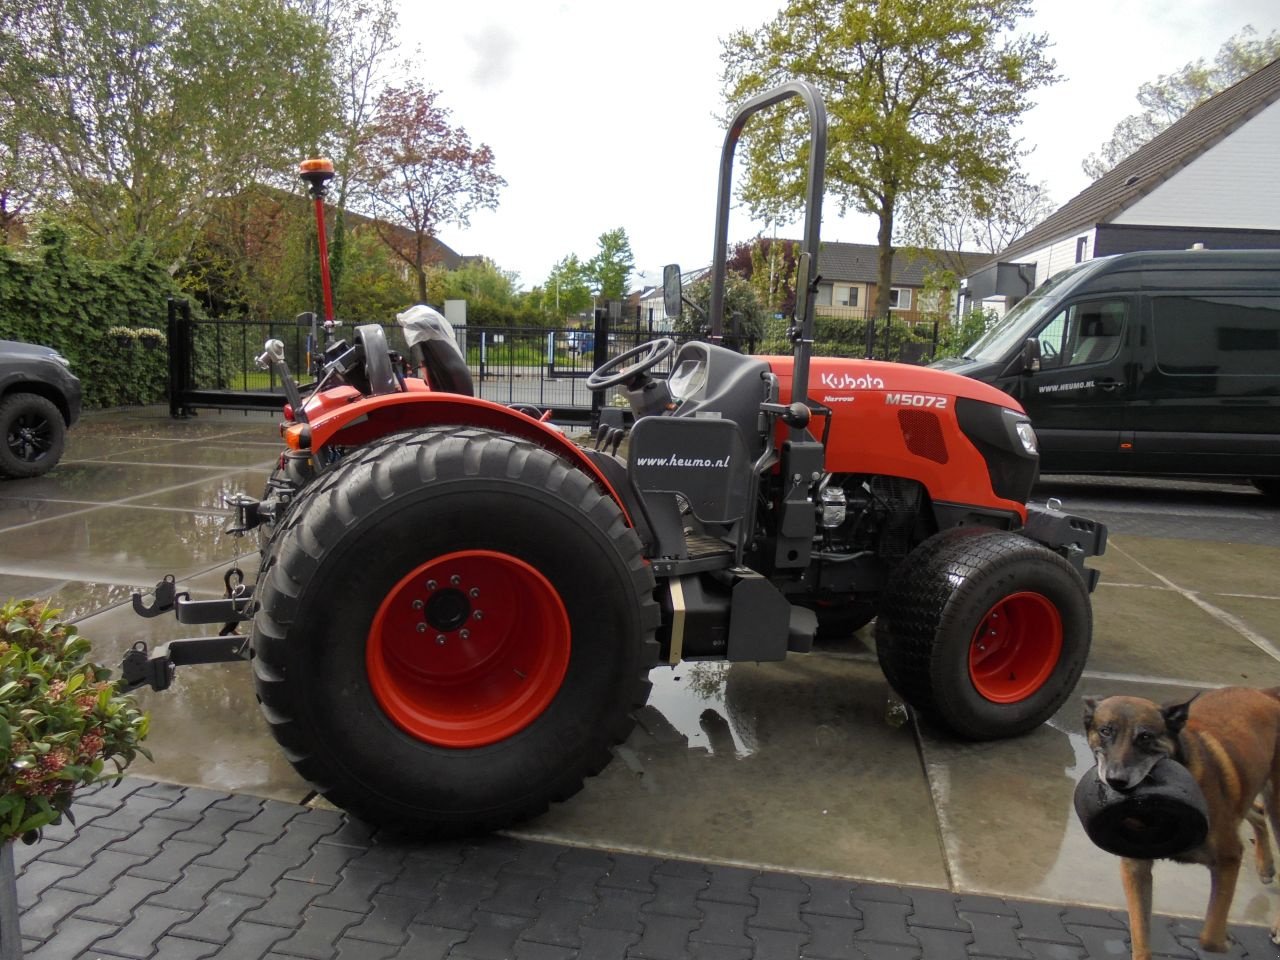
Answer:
0, 339, 81, 478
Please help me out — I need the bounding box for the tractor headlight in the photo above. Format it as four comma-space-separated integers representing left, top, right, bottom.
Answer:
1015, 420, 1038, 456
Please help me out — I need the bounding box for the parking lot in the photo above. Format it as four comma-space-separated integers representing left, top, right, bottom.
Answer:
2, 406, 1280, 932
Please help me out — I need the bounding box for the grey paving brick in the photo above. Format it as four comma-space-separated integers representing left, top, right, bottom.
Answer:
209, 792, 268, 816
749, 886, 809, 933
40, 824, 130, 868
72, 874, 167, 923
802, 880, 860, 920
448, 842, 520, 885
41, 806, 108, 842
342, 892, 424, 944
1060, 906, 1126, 929
495, 842, 564, 878
288, 841, 362, 888
254, 817, 343, 870
1141, 917, 1199, 959
955, 894, 1011, 915
690, 900, 753, 947
852, 943, 921, 960
145, 863, 239, 912
169, 889, 262, 942
908, 889, 968, 931
92, 790, 179, 834
555, 847, 612, 871
452, 909, 532, 959
581, 886, 648, 934
547, 863, 606, 904
1019, 942, 1087, 960
267, 905, 364, 959
192, 828, 270, 872
512, 940, 579, 960
90, 903, 190, 958
630, 911, 700, 960
1013, 901, 1083, 945
56, 850, 149, 896
574, 925, 640, 958
25, 917, 118, 960
333, 937, 400, 960
107, 814, 190, 857
318, 818, 378, 849
383, 857, 451, 901
290, 806, 347, 833
215, 920, 298, 959
13, 837, 64, 868
906, 925, 971, 958
699, 866, 758, 907
643, 872, 707, 919
599, 851, 658, 892
397, 919, 470, 958
850, 901, 917, 947
151, 786, 229, 823
479, 870, 551, 918
406, 840, 466, 866
520, 896, 588, 949
237, 800, 306, 836
959, 910, 1032, 958
653, 858, 712, 881
315, 866, 387, 913
75, 777, 147, 811
347, 843, 410, 875
802, 912, 866, 959
755, 871, 812, 893
416, 877, 491, 928
136, 780, 186, 803
1224, 922, 1280, 959
243, 877, 327, 928
687, 944, 753, 960
1061, 922, 1129, 959
1167, 916, 1250, 958
117, 938, 216, 960
16, 859, 80, 910
20, 886, 98, 939
128, 838, 217, 883
851, 882, 914, 906
173, 807, 262, 848
222, 853, 298, 899
747, 926, 809, 960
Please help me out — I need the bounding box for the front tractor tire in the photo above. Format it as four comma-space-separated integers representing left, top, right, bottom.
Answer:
252, 427, 659, 836
875, 527, 1091, 740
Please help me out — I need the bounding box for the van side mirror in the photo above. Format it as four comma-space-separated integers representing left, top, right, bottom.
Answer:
1021, 337, 1042, 373
662, 264, 682, 319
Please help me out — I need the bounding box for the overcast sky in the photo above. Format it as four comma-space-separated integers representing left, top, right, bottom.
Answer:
396, 0, 1279, 291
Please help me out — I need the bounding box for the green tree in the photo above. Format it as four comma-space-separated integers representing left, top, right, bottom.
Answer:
0, 0, 338, 265
720, 0, 1055, 319
587, 227, 635, 301
440, 257, 519, 307
543, 253, 593, 317
1082, 27, 1280, 180
675, 273, 767, 344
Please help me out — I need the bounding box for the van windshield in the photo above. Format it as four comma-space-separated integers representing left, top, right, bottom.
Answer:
964, 262, 1098, 363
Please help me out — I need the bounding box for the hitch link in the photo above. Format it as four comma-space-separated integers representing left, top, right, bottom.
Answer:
120, 636, 251, 693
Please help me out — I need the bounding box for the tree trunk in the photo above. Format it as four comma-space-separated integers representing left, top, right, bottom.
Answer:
874, 200, 896, 321
0, 842, 22, 959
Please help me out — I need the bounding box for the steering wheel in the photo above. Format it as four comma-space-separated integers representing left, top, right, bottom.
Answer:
355, 324, 399, 395
585, 338, 677, 391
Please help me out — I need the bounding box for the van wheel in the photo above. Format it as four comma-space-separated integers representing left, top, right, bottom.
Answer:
1251, 478, 1280, 502
875, 527, 1091, 740
0, 393, 66, 479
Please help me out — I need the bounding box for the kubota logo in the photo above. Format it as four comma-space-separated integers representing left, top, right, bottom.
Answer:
819, 372, 885, 390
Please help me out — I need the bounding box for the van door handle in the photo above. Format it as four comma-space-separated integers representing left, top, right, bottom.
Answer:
1095, 378, 1122, 392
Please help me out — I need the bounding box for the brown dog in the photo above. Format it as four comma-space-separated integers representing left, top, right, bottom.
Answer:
1083, 688, 1280, 958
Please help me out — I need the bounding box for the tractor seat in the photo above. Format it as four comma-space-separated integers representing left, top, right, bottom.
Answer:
411, 340, 475, 397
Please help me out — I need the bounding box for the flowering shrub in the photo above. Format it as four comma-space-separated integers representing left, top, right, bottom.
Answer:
0, 600, 150, 843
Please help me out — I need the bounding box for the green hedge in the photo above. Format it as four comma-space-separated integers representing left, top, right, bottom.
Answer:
0, 225, 199, 408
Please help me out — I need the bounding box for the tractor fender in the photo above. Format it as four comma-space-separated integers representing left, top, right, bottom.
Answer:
301, 392, 633, 525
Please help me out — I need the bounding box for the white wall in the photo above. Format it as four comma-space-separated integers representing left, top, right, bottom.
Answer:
1113, 99, 1280, 229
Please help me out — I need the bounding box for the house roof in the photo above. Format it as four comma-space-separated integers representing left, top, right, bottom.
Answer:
817, 241, 988, 285
1000, 55, 1280, 262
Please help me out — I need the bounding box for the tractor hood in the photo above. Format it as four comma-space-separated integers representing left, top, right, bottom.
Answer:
763, 356, 1025, 412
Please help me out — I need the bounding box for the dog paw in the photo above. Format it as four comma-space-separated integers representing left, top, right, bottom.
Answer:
1261, 867, 1276, 885
1199, 934, 1230, 953
1271, 925, 1280, 946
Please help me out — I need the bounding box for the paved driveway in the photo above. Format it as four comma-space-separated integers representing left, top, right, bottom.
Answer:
3, 408, 1279, 928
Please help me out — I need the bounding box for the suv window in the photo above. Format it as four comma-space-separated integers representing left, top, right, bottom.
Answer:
1037, 299, 1126, 369
1153, 295, 1280, 377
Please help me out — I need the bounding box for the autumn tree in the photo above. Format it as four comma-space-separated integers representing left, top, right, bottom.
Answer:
0, 0, 337, 265
1083, 26, 1280, 180
587, 228, 635, 301
362, 82, 505, 301
720, 0, 1055, 319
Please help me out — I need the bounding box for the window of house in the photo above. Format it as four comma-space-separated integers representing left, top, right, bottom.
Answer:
1075, 236, 1088, 263
888, 287, 912, 310
833, 284, 859, 307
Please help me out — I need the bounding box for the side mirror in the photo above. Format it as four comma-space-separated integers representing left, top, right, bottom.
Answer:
1021, 337, 1042, 373
662, 264, 682, 319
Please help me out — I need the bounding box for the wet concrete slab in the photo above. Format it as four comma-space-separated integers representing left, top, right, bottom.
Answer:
7, 408, 1280, 929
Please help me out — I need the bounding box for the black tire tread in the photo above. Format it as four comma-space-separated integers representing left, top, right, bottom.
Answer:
0, 392, 66, 479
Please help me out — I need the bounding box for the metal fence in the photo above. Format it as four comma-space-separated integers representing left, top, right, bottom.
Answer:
166, 299, 934, 423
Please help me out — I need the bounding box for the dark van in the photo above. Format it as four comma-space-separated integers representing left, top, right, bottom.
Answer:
934, 249, 1280, 497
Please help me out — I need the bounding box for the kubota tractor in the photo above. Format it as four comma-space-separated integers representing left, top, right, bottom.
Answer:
128, 82, 1106, 836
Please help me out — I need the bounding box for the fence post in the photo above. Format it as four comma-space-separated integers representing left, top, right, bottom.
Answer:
864, 315, 877, 359
590, 307, 609, 430
166, 297, 192, 418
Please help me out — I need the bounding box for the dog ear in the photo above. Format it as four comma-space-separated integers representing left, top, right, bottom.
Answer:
1082, 696, 1099, 729
1162, 692, 1201, 735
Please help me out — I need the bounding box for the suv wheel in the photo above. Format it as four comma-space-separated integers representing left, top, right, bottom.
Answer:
0, 393, 66, 479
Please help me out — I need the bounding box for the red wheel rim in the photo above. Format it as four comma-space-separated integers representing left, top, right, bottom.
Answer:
367, 550, 570, 747
968, 591, 1063, 704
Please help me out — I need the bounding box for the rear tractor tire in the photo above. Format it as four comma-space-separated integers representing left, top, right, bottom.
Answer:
874, 526, 1091, 740
252, 427, 659, 836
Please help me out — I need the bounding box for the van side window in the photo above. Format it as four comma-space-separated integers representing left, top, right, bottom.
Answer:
1153, 296, 1280, 377
1037, 299, 1126, 369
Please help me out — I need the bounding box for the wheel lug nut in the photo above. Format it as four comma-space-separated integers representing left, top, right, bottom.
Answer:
416, 623, 426, 633
473, 610, 483, 621
426, 579, 437, 591
450, 575, 461, 586
436, 634, 446, 645
412, 599, 424, 610
469, 587, 480, 598
460, 629, 470, 640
